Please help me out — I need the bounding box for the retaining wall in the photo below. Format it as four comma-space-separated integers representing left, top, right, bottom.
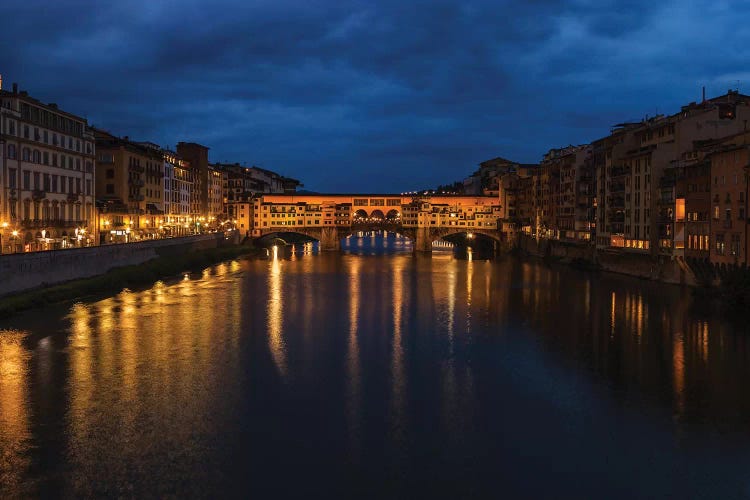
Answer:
516, 234, 695, 286
0, 233, 229, 296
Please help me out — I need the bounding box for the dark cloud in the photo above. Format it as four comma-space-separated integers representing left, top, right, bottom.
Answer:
2, 0, 749, 191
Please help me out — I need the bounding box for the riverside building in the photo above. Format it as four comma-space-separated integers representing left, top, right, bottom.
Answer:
0, 81, 96, 252
94, 129, 163, 242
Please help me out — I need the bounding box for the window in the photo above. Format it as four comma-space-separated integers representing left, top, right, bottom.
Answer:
9, 168, 16, 188
32, 150, 41, 163
22, 148, 30, 161
731, 234, 741, 256
23, 170, 30, 190
106, 169, 115, 179
716, 234, 725, 255
106, 184, 114, 194
7, 144, 16, 159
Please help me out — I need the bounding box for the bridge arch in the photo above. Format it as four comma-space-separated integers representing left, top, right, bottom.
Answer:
255, 231, 319, 247
385, 209, 400, 220
430, 228, 502, 245
369, 209, 385, 220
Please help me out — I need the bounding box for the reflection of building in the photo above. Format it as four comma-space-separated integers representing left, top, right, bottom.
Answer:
0, 82, 96, 251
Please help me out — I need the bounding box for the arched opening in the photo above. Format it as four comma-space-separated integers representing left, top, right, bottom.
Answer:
369, 209, 385, 220
439, 231, 498, 260
385, 209, 400, 221
256, 231, 320, 259
353, 209, 368, 222
341, 229, 413, 255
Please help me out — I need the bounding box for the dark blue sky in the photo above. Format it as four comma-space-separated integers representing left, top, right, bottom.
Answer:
1, 0, 747, 192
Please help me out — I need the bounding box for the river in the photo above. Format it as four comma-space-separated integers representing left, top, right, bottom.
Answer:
1, 232, 750, 497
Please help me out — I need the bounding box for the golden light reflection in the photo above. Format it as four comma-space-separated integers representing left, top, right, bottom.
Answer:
0, 330, 31, 491
390, 257, 407, 442
268, 249, 287, 378
610, 292, 616, 338
346, 257, 362, 452
673, 331, 685, 417
465, 256, 473, 333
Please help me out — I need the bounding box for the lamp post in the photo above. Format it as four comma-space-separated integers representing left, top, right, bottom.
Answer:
11, 230, 18, 253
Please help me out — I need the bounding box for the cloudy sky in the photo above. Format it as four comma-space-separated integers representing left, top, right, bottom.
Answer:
1, 0, 747, 192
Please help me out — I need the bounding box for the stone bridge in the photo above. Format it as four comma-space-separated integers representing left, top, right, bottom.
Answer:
249, 193, 504, 252
255, 224, 503, 252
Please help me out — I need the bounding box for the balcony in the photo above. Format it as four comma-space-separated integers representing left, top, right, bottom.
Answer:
32, 189, 46, 201
67, 191, 81, 202
128, 178, 145, 187
128, 194, 145, 202
20, 219, 88, 228
129, 165, 145, 174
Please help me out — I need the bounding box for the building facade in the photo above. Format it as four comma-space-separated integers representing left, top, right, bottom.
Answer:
0, 83, 96, 252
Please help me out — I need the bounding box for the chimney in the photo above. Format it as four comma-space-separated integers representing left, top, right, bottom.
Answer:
12, 82, 17, 94
702, 86, 706, 103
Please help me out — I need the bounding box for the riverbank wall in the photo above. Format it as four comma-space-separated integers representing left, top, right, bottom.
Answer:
516, 234, 696, 286
0, 232, 238, 297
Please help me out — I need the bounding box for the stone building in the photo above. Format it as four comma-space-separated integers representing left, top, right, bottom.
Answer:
94, 129, 163, 242
0, 82, 96, 252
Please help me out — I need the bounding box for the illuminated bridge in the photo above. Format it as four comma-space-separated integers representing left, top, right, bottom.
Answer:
243, 194, 504, 252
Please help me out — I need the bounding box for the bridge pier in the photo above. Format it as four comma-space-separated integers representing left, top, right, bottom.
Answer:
319, 226, 341, 251
413, 227, 433, 253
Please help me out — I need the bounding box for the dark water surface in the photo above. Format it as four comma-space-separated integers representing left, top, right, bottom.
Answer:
3, 236, 750, 497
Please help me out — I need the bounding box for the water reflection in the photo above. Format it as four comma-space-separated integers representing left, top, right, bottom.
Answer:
0, 330, 31, 493
267, 246, 287, 379
4, 253, 750, 496
346, 257, 362, 453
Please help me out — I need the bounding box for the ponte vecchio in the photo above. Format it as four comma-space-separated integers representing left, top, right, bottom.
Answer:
241, 194, 505, 252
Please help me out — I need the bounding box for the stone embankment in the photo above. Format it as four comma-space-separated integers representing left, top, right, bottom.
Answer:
516, 234, 696, 286
0, 231, 239, 297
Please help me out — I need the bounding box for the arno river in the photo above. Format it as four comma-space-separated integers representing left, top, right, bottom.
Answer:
2, 232, 750, 497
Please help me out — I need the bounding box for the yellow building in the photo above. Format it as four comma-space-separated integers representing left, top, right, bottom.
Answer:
0, 82, 96, 251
